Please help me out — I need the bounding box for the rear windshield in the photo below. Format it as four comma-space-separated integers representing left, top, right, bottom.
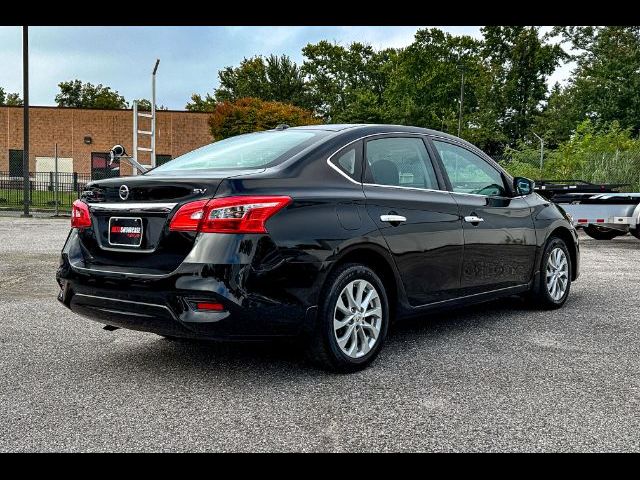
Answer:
148, 129, 328, 173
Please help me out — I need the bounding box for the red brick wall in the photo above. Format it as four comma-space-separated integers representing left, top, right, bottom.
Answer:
0, 106, 212, 176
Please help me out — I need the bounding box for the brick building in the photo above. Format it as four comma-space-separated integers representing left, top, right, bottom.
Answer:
0, 106, 212, 178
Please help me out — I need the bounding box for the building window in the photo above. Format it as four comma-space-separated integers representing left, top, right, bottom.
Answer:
156, 154, 172, 166
91, 152, 120, 180
9, 150, 24, 177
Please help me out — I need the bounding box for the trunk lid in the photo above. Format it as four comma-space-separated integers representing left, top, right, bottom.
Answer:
77, 175, 225, 274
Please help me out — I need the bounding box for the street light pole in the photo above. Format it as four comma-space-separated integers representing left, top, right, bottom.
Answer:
22, 25, 31, 218
533, 132, 544, 170
457, 68, 465, 138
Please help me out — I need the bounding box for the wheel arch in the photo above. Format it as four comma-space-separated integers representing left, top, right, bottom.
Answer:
323, 243, 404, 319
548, 226, 578, 281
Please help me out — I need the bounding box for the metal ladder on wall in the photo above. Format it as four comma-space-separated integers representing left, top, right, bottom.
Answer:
132, 59, 160, 175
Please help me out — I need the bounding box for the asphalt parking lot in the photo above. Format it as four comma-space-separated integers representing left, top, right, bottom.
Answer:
1, 215, 638, 452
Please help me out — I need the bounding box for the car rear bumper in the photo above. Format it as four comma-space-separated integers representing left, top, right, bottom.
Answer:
57, 272, 321, 339
56, 232, 327, 339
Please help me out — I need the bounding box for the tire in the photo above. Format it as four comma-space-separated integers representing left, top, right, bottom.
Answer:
529, 237, 572, 309
630, 227, 640, 240
306, 263, 389, 373
583, 225, 624, 240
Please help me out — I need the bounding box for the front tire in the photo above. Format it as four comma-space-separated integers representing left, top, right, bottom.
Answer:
529, 237, 572, 309
307, 263, 389, 373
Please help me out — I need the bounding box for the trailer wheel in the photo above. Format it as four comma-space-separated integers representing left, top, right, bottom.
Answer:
583, 225, 625, 240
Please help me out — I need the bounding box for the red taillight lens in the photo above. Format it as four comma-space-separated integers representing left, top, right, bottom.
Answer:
169, 196, 292, 234
169, 199, 209, 232
201, 196, 292, 233
71, 200, 92, 229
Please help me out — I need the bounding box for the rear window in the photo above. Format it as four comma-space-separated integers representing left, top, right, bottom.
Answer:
149, 130, 327, 173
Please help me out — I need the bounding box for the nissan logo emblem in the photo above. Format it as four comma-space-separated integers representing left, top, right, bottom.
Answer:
119, 184, 130, 201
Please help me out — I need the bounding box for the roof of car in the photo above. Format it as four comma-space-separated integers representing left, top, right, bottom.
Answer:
289, 123, 466, 142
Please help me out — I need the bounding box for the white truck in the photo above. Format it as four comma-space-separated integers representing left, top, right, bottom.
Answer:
535, 180, 640, 240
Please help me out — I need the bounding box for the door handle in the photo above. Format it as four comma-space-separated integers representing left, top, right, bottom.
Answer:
380, 214, 407, 223
464, 215, 484, 223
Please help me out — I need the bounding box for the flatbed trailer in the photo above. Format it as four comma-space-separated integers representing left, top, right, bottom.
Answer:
534, 180, 640, 240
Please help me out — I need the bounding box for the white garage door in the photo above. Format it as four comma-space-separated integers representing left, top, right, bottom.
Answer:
35, 157, 74, 173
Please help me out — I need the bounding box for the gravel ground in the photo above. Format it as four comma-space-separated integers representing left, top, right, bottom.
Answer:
0, 215, 638, 452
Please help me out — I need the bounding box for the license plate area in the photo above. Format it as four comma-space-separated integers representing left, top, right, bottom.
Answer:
108, 217, 143, 247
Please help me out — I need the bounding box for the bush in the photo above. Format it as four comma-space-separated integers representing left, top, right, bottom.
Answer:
208, 97, 322, 140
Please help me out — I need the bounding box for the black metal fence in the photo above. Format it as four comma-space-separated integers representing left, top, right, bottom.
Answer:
0, 171, 92, 212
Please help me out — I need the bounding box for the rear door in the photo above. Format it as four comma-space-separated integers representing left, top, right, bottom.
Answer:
362, 134, 463, 306
430, 138, 537, 296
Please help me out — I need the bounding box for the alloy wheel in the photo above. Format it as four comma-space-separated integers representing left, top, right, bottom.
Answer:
333, 279, 383, 359
546, 247, 569, 301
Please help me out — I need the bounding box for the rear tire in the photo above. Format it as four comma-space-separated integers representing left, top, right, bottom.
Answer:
630, 227, 640, 240
529, 237, 572, 310
583, 225, 624, 240
306, 263, 389, 373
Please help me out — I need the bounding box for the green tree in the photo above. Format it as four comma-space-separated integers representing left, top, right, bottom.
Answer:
185, 93, 217, 112
187, 54, 311, 112
383, 28, 503, 153
215, 54, 310, 107
532, 83, 581, 148
481, 26, 566, 147
553, 26, 640, 135
0, 87, 23, 106
55, 80, 128, 109
134, 99, 168, 111
208, 97, 321, 140
302, 41, 395, 122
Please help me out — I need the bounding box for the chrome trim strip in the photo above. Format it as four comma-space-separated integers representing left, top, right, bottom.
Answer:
449, 191, 523, 200
69, 261, 173, 278
325, 131, 451, 194
87, 202, 177, 212
363, 183, 451, 194
73, 293, 176, 319
94, 307, 154, 318
414, 284, 530, 309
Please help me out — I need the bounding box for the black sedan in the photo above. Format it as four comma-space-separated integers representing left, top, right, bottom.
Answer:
57, 124, 580, 372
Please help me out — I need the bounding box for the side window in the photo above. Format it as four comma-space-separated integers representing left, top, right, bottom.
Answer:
337, 149, 356, 175
365, 137, 438, 190
432, 140, 506, 197
330, 143, 362, 181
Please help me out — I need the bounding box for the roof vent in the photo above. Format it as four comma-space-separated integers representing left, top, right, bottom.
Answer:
275, 124, 290, 130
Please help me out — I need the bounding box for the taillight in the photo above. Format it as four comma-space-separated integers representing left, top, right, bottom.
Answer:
169, 196, 291, 234
71, 200, 92, 229
168, 199, 208, 232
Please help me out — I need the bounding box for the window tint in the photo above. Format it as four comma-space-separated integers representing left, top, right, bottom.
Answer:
433, 140, 506, 196
365, 137, 438, 190
149, 130, 329, 173
336, 148, 356, 175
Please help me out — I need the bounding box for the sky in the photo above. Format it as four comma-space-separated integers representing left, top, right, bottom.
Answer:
0, 26, 575, 110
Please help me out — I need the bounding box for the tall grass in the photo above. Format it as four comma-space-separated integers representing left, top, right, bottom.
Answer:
501, 120, 640, 192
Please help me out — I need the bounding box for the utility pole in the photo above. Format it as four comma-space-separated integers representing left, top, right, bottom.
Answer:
533, 132, 544, 170
151, 59, 159, 168
22, 26, 31, 217
457, 68, 465, 138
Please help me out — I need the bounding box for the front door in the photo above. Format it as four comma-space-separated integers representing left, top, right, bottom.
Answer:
362, 135, 463, 306
430, 139, 537, 296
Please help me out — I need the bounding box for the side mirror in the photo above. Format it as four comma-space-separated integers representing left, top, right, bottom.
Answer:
109, 144, 126, 166
514, 177, 535, 196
